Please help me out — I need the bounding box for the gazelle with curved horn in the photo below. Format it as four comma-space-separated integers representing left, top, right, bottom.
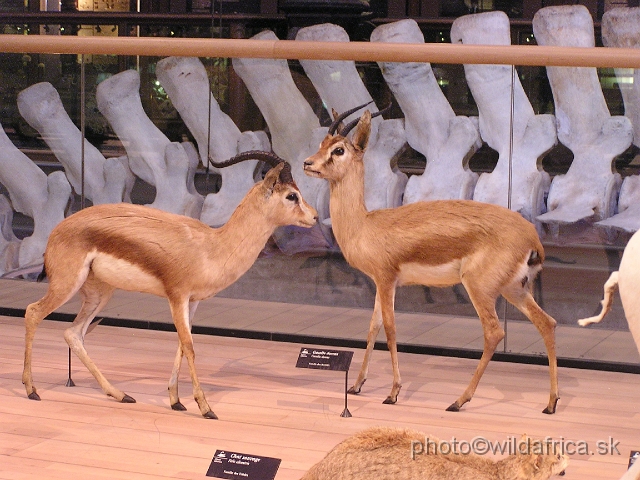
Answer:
303, 105, 560, 414
209, 150, 295, 184
23, 152, 317, 419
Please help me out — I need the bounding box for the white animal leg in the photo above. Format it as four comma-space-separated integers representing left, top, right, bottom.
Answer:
578, 271, 619, 326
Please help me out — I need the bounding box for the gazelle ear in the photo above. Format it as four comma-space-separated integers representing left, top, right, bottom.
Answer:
352, 110, 371, 152
263, 162, 285, 195
331, 108, 344, 133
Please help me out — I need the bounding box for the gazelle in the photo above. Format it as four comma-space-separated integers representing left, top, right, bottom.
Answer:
302, 105, 560, 414
22, 155, 317, 419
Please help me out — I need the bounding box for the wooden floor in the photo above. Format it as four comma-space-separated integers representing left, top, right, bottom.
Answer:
1, 316, 639, 479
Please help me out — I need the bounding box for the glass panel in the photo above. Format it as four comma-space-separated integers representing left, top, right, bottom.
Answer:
0, 16, 638, 372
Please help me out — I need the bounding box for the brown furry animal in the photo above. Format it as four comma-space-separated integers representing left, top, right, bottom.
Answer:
301, 427, 568, 480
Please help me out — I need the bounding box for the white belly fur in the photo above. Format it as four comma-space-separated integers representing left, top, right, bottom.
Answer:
397, 260, 462, 287
91, 253, 166, 296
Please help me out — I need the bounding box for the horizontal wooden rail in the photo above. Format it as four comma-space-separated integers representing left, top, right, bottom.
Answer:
1, 33, 640, 68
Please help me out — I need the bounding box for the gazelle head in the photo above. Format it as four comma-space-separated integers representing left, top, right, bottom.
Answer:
303, 103, 380, 183
211, 151, 318, 228
260, 162, 318, 228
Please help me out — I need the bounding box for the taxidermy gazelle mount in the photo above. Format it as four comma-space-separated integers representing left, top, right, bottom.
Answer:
22, 151, 317, 419
303, 103, 560, 414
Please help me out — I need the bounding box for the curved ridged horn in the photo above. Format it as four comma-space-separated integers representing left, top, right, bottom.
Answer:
327, 101, 374, 135
340, 102, 393, 138
209, 150, 294, 184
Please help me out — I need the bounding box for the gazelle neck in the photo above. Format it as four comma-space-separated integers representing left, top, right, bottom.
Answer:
212, 187, 274, 273
329, 158, 368, 244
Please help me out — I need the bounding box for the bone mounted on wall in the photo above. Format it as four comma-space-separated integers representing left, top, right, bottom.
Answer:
17, 81, 135, 206
96, 69, 203, 218
155, 56, 265, 227
232, 29, 335, 250
0, 120, 71, 273
596, 7, 640, 233
533, 5, 632, 226
370, 19, 479, 204
450, 11, 555, 225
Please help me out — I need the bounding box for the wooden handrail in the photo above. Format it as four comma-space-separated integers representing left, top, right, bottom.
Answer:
1, 33, 639, 68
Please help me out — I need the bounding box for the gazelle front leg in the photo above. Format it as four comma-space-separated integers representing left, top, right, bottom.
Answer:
348, 291, 384, 396
169, 298, 217, 419
378, 281, 402, 404
168, 300, 199, 411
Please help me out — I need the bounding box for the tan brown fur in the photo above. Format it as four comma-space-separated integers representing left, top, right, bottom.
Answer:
22, 164, 317, 419
303, 110, 559, 413
301, 427, 568, 480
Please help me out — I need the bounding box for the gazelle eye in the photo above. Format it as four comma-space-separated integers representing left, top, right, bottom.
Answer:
332, 147, 344, 156
286, 193, 298, 203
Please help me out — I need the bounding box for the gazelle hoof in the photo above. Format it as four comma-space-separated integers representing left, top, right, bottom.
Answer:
121, 394, 136, 403
347, 379, 365, 395
382, 396, 397, 405
203, 411, 218, 420
446, 402, 461, 412
28, 391, 41, 401
542, 398, 559, 415
171, 402, 187, 411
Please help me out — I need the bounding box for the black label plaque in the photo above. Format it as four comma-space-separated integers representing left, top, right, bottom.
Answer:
296, 347, 353, 372
630, 450, 639, 469
206, 450, 281, 480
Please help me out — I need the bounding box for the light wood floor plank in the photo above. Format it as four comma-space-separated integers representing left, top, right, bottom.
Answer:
1, 317, 638, 479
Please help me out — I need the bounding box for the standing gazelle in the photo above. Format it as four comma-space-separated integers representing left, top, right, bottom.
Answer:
303, 106, 560, 414
23, 156, 317, 419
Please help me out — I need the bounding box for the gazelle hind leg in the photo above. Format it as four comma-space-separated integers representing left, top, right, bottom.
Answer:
63, 276, 132, 402
169, 298, 216, 419
448, 283, 504, 412
23, 268, 90, 400
503, 285, 559, 414
168, 301, 199, 411
348, 292, 384, 395
23, 296, 67, 400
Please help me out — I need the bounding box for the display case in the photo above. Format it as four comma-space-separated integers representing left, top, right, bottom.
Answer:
2, 8, 640, 480
0, 7, 638, 378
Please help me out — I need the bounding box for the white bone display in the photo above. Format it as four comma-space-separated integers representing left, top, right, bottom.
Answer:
371, 19, 479, 204
297, 23, 407, 212
232, 30, 331, 248
17, 81, 134, 205
451, 12, 555, 225
0, 195, 20, 274
533, 5, 632, 225
96, 69, 203, 218
0, 120, 71, 271
156, 56, 260, 227
596, 7, 640, 233
232, 30, 320, 164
